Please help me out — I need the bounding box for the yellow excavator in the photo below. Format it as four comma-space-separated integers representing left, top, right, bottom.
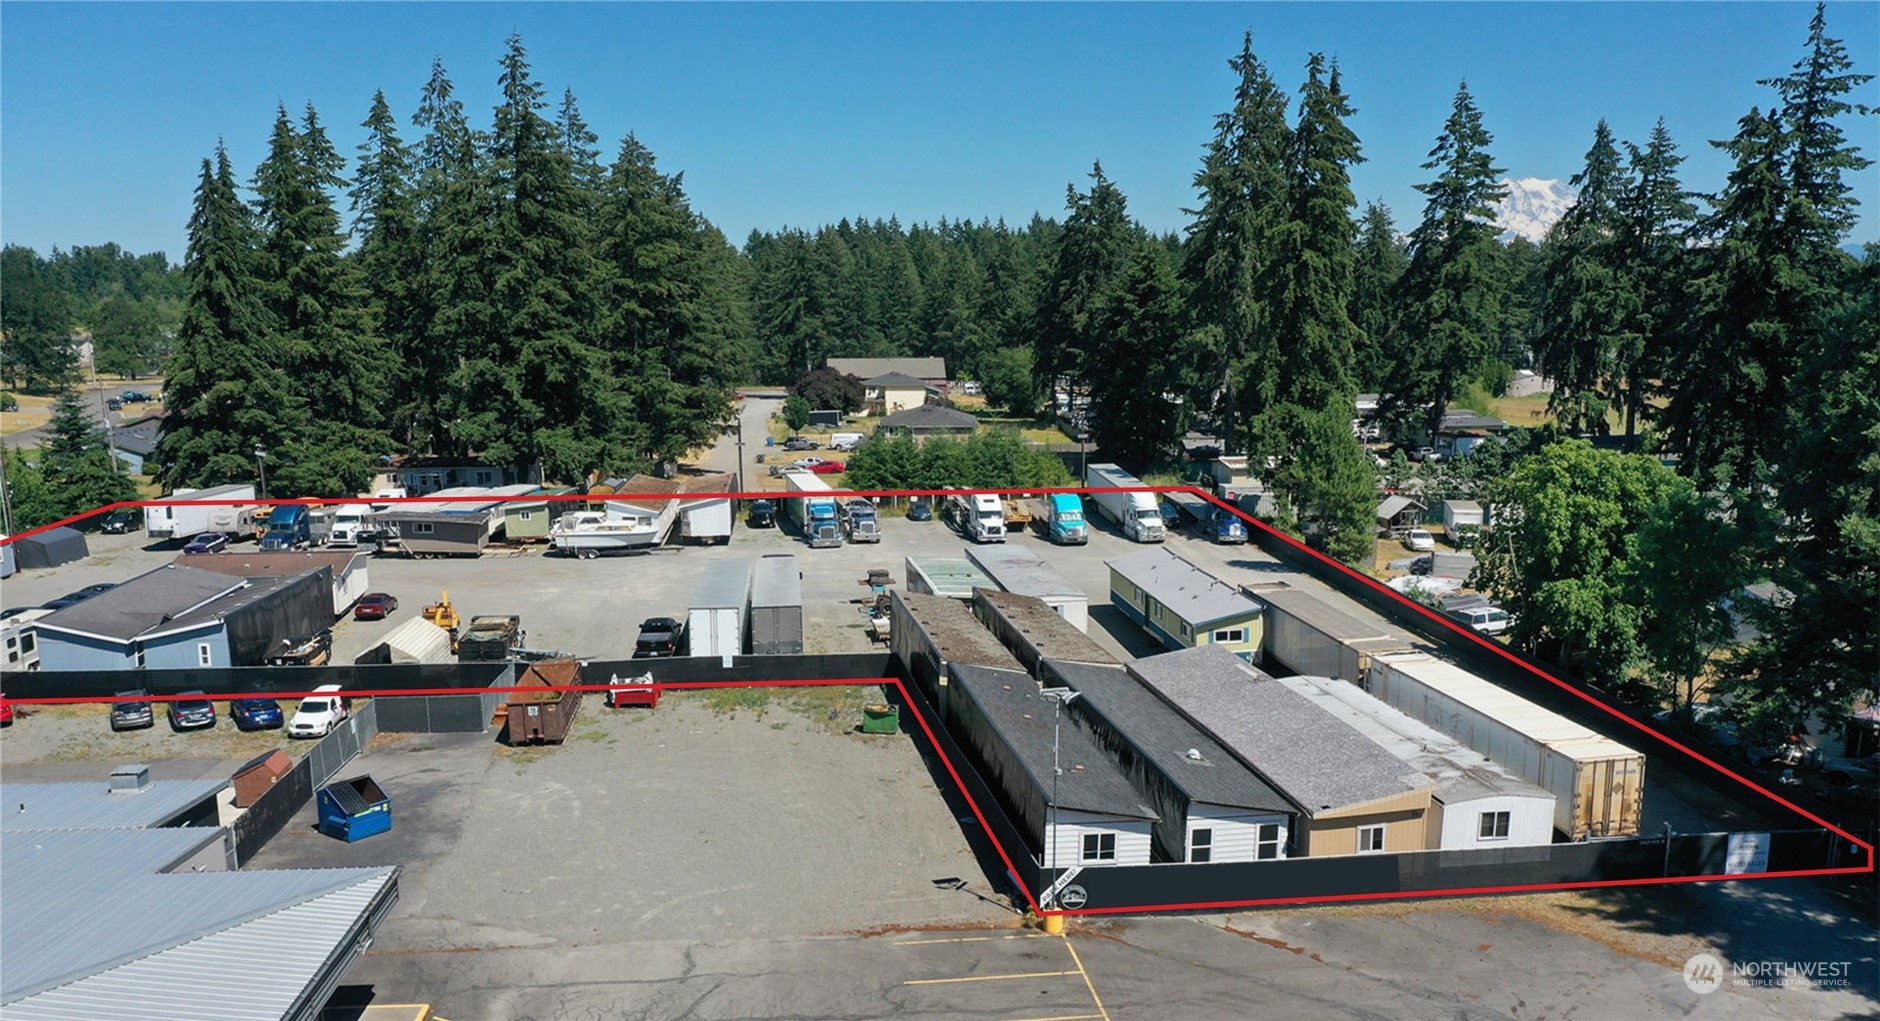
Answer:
422, 590, 460, 633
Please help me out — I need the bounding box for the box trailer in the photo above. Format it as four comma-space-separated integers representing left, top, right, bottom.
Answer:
1364, 652, 1645, 838
1252, 585, 1417, 683
1440, 500, 1486, 546
749, 554, 803, 655
146, 484, 257, 540
783, 472, 843, 548
964, 543, 1090, 633
1084, 464, 1165, 543
689, 559, 752, 660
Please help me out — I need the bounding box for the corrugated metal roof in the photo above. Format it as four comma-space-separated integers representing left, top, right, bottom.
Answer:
1373, 654, 1642, 762
1129, 645, 1432, 816
1105, 548, 1259, 627
974, 590, 1111, 667
1277, 675, 1555, 806
949, 663, 1158, 821
964, 545, 1084, 602
2, 779, 228, 833
692, 559, 753, 611
750, 554, 802, 609
907, 557, 996, 600
1044, 659, 1293, 813
1253, 586, 1395, 643
33, 565, 245, 641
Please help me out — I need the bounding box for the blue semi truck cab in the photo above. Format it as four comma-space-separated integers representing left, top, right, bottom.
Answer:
1045, 493, 1088, 545
260, 504, 311, 551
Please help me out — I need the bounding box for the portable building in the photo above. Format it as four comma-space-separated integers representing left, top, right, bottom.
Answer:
32, 564, 331, 671
13, 527, 89, 569
947, 662, 1159, 868
689, 558, 752, 660
748, 554, 803, 655
374, 455, 540, 495
677, 473, 736, 544
1364, 652, 1645, 838
1044, 659, 1293, 863
889, 588, 1023, 717
1250, 584, 1418, 683
964, 544, 1090, 632
905, 556, 995, 600
355, 616, 454, 665
476, 483, 547, 540
501, 487, 575, 542
1106, 547, 1263, 661
972, 589, 1114, 678
1376, 494, 1427, 533
144, 483, 256, 540
1129, 645, 1436, 857
1278, 674, 1556, 849
1440, 500, 1485, 537
172, 549, 369, 618
377, 486, 506, 556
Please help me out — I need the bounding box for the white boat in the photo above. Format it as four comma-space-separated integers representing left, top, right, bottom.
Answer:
549, 510, 660, 559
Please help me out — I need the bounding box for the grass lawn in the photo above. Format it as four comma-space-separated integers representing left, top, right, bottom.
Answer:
1, 393, 56, 437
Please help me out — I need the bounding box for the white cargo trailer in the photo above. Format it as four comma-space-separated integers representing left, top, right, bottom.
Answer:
963, 543, 1090, 632
688, 559, 752, 660
146, 483, 258, 540
1364, 652, 1645, 838
1252, 585, 1417, 683
1084, 464, 1165, 543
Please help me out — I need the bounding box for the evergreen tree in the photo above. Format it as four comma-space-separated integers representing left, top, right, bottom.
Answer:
2, 447, 63, 532
38, 388, 137, 519
1349, 201, 1406, 391
87, 291, 167, 379
157, 146, 305, 492
1383, 82, 1508, 436
351, 89, 424, 447
1263, 403, 1378, 565
1034, 162, 1137, 391
1609, 119, 1695, 442
1534, 120, 1630, 435
1088, 241, 1189, 472
0, 245, 78, 393
1181, 33, 1293, 451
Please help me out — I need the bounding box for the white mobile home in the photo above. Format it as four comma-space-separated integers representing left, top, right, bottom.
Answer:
1250, 584, 1418, 683
964, 544, 1090, 632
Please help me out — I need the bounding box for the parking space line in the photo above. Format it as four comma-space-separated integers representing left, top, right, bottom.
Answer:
1061, 936, 1113, 1021
1001, 1014, 1103, 1021
902, 969, 1081, 986
894, 933, 1055, 946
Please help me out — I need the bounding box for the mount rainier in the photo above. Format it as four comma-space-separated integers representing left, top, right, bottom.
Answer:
1491, 177, 1577, 244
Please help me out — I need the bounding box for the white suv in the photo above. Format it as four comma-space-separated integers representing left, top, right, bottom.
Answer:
1446, 606, 1510, 635
1404, 528, 1436, 552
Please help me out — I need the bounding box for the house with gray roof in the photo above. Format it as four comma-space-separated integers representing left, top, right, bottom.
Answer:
877, 403, 980, 437
1128, 644, 1437, 857
1105, 547, 1263, 660
947, 662, 1159, 869
859, 371, 933, 414
826, 356, 948, 389
1042, 659, 1294, 863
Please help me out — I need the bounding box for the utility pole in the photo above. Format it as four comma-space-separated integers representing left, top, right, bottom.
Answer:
254, 447, 268, 500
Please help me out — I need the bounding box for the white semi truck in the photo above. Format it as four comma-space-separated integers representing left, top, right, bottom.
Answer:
1085, 463, 1165, 543
946, 490, 1007, 543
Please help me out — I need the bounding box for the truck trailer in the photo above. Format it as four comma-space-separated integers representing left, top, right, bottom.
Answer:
688, 559, 752, 660
1084, 464, 1165, 543
749, 554, 804, 655
145, 484, 258, 540
783, 471, 844, 548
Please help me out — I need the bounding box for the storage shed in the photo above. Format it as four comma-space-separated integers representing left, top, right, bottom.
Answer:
889, 588, 1023, 717
1106, 547, 1262, 661
947, 662, 1159, 868
690, 558, 752, 660
1277, 674, 1557, 849
972, 589, 1115, 677
172, 549, 369, 618
1364, 652, 1645, 838
1376, 495, 1427, 533
964, 544, 1090, 632
376, 486, 507, 556
1129, 645, 1436, 857
501, 487, 576, 542
353, 615, 454, 665
12, 526, 89, 569
749, 553, 803, 655
32, 564, 331, 671
905, 556, 996, 600
1249, 584, 1418, 683
1043, 659, 1294, 863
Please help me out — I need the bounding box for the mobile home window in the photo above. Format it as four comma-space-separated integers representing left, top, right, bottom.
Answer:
1358, 825, 1385, 853
1479, 811, 1511, 840
412, 522, 435, 534
198, 643, 213, 667
20, 632, 34, 656
1212, 627, 1247, 644
519, 510, 534, 521
1081, 832, 1116, 862
1180, 622, 1192, 640
1256, 823, 1282, 860
476, 470, 493, 485
133, 647, 146, 669
1189, 828, 1213, 863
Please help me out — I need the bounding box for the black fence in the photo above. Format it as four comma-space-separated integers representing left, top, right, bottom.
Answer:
581, 653, 893, 687
231, 700, 379, 865
11, 661, 515, 700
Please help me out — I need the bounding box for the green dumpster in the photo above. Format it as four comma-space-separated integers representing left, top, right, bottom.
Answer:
862, 704, 899, 735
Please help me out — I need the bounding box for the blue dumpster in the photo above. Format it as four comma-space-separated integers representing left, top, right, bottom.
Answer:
317, 774, 392, 842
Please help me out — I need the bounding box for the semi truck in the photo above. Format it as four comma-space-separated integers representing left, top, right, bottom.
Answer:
1043, 493, 1089, 545
145, 484, 257, 540
260, 504, 320, 551
327, 503, 374, 548
1085, 464, 1165, 543
783, 470, 844, 548
840, 499, 881, 543
946, 490, 1007, 543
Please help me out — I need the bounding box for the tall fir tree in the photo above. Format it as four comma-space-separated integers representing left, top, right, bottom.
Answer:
1033, 163, 1138, 394
350, 89, 425, 447
1609, 119, 1695, 442
1088, 241, 1190, 472
1383, 81, 1508, 436
1533, 119, 1630, 436
1349, 201, 1406, 391
38, 387, 138, 520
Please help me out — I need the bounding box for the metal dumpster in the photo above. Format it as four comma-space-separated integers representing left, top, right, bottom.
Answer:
231, 749, 292, 808
506, 658, 585, 744
317, 775, 391, 842
861, 704, 900, 735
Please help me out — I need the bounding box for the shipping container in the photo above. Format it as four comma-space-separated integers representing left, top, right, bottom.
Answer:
1251, 585, 1418, 683
689, 559, 752, 660
505, 659, 585, 744
964, 544, 1090, 632
1364, 652, 1645, 838
749, 554, 803, 655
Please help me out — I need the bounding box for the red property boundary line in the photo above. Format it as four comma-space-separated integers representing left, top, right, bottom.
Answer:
4, 488, 1873, 913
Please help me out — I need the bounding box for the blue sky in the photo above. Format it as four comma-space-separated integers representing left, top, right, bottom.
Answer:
4, 2, 1876, 261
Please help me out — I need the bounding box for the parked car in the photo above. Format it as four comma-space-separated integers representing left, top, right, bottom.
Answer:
110, 690, 155, 731
40, 597, 84, 612
960, 381, 982, 395
1158, 501, 1183, 531
790, 457, 846, 474
746, 499, 777, 528
1820, 754, 1879, 787
183, 532, 229, 555
105, 397, 123, 411
100, 509, 139, 534
79, 583, 118, 596
907, 499, 934, 522
168, 691, 217, 731
353, 592, 399, 620
288, 684, 351, 738
1408, 555, 1433, 576
230, 697, 284, 731
1404, 528, 1436, 553
781, 435, 819, 451
0, 696, 14, 727
1445, 605, 1511, 636
633, 617, 685, 659
829, 432, 866, 452
120, 390, 153, 403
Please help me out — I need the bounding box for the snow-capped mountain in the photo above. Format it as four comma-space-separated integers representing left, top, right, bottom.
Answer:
1492, 177, 1577, 244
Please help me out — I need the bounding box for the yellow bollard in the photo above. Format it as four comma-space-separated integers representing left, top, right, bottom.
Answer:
1041, 912, 1065, 935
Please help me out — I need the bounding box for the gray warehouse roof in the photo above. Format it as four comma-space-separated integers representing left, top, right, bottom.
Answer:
1251, 585, 1397, 643
1128, 645, 1433, 816
693, 558, 753, 610
1105, 547, 1260, 627
964, 544, 1085, 601
974, 590, 1113, 666
32, 565, 247, 641
950, 663, 1157, 821
2, 778, 229, 832
1043, 659, 1292, 814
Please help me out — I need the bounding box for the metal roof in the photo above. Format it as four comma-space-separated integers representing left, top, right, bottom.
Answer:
692, 559, 753, 611
878, 404, 979, 431
1371, 653, 1642, 762
168, 483, 258, 501
826, 356, 947, 379
750, 554, 802, 609
1128, 645, 1433, 816
32, 565, 246, 642
1440, 499, 1484, 515
949, 663, 1158, 821
2, 778, 228, 832
1252, 586, 1398, 643
1376, 495, 1425, 521
1043, 659, 1293, 814
964, 545, 1085, 602
172, 550, 360, 581
1105, 547, 1260, 627
1276, 675, 1556, 806
906, 557, 996, 600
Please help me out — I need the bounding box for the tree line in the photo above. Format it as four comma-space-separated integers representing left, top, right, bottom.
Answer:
0, 243, 183, 391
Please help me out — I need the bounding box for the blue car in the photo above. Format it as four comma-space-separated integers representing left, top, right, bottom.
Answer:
183, 532, 229, 555
230, 697, 284, 731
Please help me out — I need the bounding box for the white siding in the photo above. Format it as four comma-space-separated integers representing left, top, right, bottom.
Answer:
1436, 793, 1555, 848
1044, 809, 1153, 868
1187, 804, 1290, 862
332, 559, 369, 617
681, 499, 732, 541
